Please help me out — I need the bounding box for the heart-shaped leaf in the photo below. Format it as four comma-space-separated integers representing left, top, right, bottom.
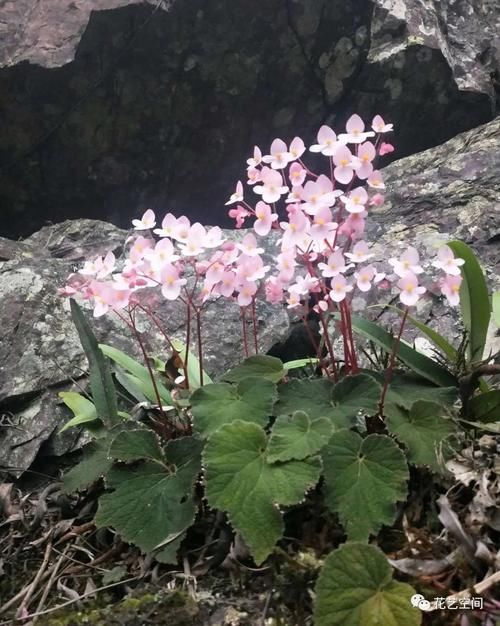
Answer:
63, 438, 113, 493
109, 429, 164, 464
267, 411, 332, 462
330, 374, 381, 422
385, 401, 457, 471
322, 430, 409, 541
314, 542, 421, 626
190, 377, 276, 437
222, 355, 286, 383
203, 420, 321, 564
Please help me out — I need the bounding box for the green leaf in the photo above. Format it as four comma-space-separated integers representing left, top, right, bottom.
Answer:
366, 371, 458, 410
109, 429, 164, 464
59, 391, 98, 432
493, 292, 500, 328
447, 240, 491, 363
322, 431, 409, 541
70, 299, 119, 428
63, 439, 113, 493
99, 344, 173, 406
331, 374, 381, 423
282, 357, 320, 370
267, 411, 332, 462
375, 304, 457, 362
469, 390, 500, 422
314, 542, 421, 626
190, 377, 276, 437
95, 437, 202, 561
114, 366, 149, 404
346, 315, 457, 387
385, 401, 457, 471
274, 378, 347, 429
222, 355, 286, 383
171, 338, 213, 389
203, 421, 322, 564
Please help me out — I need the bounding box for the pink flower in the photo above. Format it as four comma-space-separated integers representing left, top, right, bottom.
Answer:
338, 114, 375, 144
333, 145, 360, 184
379, 142, 395, 156
310, 206, 337, 242
171, 216, 191, 243
288, 137, 306, 160
217, 271, 238, 297
205, 226, 225, 248
286, 291, 303, 309
154, 213, 178, 238
369, 193, 385, 207
262, 138, 292, 170
236, 254, 269, 282
329, 275, 353, 302
144, 238, 178, 270
440, 274, 462, 306
397, 272, 426, 306
318, 250, 348, 277
253, 166, 289, 203
160, 264, 187, 300
236, 232, 265, 256
367, 170, 385, 190
265, 277, 284, 304
289, 163, 307, 187
254, 201, 278, 236
129, 236, 154, 263
288, 274, 320, 296
276, 250, 297, 282
345, 240, 373, 263
246, 146, 262, 168
229, 204, 250, 228
356, 141, 376, 179
237, 281, 258, 307
89, 281, 115, 317
343, 187, 368, 214
280, 208, 310, 246
286, 185, 304, 204
132, 209, 156, 231
302, 175, 342, 215
247, 166, 261, 185
179, 223, 208, 256
354, 264, 385, 292
432, 245, 465, 276
389, 247, 423, 277
371, 115, 393, 134
338, 212, 367, 238
309, 125, 341, 156
95, 251, 115, 279
225, 181, 244, 205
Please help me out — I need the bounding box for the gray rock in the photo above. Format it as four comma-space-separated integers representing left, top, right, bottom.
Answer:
0, 0, 495, 239
0, 220, 289, 476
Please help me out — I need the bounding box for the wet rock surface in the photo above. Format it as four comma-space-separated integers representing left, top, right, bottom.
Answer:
0, 0, 497, 239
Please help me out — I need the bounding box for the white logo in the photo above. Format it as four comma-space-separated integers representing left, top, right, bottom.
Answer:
410, 594, 432, 611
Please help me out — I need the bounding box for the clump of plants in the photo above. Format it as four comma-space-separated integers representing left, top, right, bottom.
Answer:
57, 114, 499, 626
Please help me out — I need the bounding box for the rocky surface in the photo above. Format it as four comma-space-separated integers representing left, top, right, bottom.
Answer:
1, 116, 499, 477
0, 221, 289, 476
0, 0, 497, 239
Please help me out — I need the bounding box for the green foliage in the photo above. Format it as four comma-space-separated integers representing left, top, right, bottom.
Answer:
447, 240, 491, 363
109, 429, 164, 464
385, 401, 457, 471
99, 343, 173, 406
275, 374, 380, 430
170, 338, 214, 389
63, 438, 114, 493
314, 542, 421, 626
367, 371, 458, 410
469, 390, 500, 422
347, 314, 457, 387
282, 357, 320, 370
203, 420, 322, 564
267, 411, 332, 462
58, 391, 98, 432
190, 377, 277, 437
70, 299, 119, 427
95, 437, 202, 564
222, 355, 286, 383
322, 430, 409, 541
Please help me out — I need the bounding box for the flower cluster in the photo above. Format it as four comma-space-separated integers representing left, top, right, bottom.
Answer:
60, 114, 464, 374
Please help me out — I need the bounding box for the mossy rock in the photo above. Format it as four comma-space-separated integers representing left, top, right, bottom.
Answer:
36, 590, 199, 626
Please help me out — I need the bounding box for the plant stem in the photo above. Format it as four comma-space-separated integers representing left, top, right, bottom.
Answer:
128, 308, 167, 421
251, 297, 259, 354
318, 311, 338, 382
378, 306, 409, 417
195, 307, 204, 386
240, 307, 249, 358
343, 300, 358, 374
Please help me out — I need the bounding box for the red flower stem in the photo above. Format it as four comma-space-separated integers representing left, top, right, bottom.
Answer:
343, 301, 358, 374
378, 306, 409, 416
240, 307, 249, 358
195, 307, 204, 386
338, 302, 352, 372
127, 308, 167, 421
251, 297, 259, 354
